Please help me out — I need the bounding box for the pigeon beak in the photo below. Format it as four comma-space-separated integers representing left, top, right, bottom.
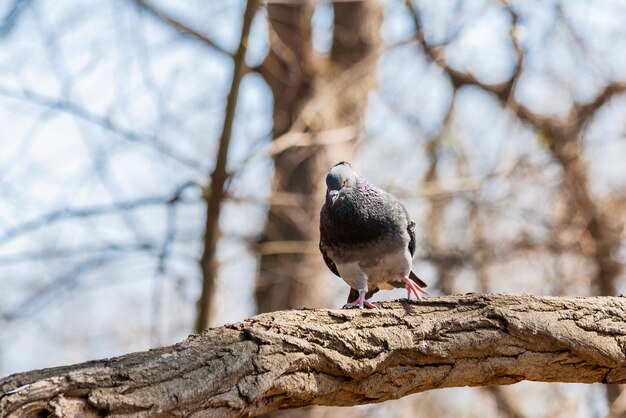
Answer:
329, 190, 339, 206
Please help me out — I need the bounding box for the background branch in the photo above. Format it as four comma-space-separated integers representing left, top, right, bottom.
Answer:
134, 0, 233, 57
196, 0, 259, 332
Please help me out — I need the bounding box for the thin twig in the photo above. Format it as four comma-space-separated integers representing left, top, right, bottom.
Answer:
196, 0, 259, 332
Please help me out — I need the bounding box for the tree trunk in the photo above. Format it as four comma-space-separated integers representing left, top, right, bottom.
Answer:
3, 294, 626, 418
255, 1, 382, 313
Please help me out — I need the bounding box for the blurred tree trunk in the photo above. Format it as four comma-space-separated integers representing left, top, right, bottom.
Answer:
255, 1, 382, 313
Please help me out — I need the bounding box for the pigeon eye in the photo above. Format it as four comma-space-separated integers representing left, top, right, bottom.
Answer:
341, 179, 347, 187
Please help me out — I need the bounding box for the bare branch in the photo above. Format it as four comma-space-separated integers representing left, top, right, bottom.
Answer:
406, 0, 524, 106
0, 181, 200, 249
0, 85, 206, 170
270, 126, 357, 157
0, 0, 30, 38
196, 0, 259, 332
134, 0, 233, 57
254, 240, 318, 255
2, 294, 626, 417
576, 82, 626, 124
1, 255, 119, 322
0, 242, 155, 265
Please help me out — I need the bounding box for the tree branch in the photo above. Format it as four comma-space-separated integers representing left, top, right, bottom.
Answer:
0, 181, 200, 249
134, 0, 233, 57
196, 0, 259, 332
3, 294, 626, 417
0, 85, 206, 170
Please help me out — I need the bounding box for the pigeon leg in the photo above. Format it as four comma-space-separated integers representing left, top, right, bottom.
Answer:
403, 276, 428, 301
343, 289, 375, 309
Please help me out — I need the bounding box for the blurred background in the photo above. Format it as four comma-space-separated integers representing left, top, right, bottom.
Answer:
1, 0, 626, 416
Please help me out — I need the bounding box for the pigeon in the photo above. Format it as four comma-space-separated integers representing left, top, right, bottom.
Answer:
319, 161, 428, 309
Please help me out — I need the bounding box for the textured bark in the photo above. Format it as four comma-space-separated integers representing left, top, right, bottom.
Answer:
3, 294, 626, 418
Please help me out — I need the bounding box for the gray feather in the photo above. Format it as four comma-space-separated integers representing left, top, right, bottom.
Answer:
320, 162, 427, 302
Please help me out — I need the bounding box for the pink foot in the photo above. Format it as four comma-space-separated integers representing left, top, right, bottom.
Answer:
403, 276, 428, 301
343, 289, 376, 309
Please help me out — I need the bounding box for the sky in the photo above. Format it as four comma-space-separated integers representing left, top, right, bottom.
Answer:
1, 2, 626, 416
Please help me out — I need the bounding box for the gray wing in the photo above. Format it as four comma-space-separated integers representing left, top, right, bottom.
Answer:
400, 202, 417, 257
407, 218, 417, 257
399, 201, 427, 288
319, 240, 340, 277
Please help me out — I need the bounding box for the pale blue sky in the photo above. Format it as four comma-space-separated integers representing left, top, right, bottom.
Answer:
0, 8, 625, 416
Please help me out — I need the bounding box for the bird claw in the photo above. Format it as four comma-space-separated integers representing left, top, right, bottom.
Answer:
403, 276, 428, 301
343, 290, 376, 309
343, 300, 376, 309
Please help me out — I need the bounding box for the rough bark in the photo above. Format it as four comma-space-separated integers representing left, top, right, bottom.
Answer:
255, 1, 381, 313
3, 294, 626, 418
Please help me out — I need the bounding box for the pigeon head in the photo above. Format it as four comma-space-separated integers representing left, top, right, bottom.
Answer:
325, 161, 357, 208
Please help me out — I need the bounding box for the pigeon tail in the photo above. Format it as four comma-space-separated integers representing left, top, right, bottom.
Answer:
409, 271, 428, 288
